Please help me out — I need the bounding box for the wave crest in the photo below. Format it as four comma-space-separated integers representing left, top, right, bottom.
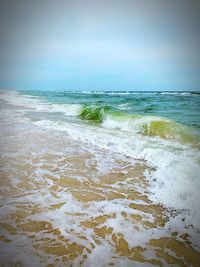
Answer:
102, 113, 199, 145
79, 104, 110, 122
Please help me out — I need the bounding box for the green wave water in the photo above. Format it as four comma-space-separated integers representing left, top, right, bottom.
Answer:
79, 104, 110, 122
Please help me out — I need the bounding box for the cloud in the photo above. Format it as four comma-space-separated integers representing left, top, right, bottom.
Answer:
0, 0, 200, 90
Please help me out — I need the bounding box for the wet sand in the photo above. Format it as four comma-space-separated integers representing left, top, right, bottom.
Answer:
0, 98, 200, 266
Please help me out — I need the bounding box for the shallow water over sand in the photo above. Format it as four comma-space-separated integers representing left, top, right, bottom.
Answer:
0, 94, 200, 266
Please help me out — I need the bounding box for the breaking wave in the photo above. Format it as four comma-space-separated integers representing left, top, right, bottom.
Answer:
79, 104, 199, 145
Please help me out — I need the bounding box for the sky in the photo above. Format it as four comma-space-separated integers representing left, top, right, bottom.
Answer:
0, 0, 200, 91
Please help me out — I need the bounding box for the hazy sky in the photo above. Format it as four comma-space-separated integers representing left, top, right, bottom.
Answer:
0, 0, 200, 90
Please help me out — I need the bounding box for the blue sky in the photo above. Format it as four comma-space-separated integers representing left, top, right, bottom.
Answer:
0, 0, 200, 91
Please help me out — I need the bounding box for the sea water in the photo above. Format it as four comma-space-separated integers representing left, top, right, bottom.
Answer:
0, 89, 200, 266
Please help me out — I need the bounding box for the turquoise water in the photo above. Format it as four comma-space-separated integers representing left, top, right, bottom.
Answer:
17, 90, 200, 146
20, 90, 200, 130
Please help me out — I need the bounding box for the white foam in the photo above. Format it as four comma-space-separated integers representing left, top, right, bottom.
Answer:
49, 103, 82, 116
2, 94, 200, 266
0, 90, 82, 116
34, 118, 200, 228
102, 114, 166, 134
118, 103, 132, 110
161, 92, 179, 95
0, 90, 50, 110
84, 245, 154, 267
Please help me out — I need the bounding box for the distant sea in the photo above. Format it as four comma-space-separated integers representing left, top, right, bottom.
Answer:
0, 89, 200, 266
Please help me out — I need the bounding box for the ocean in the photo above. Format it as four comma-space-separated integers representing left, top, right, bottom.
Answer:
0, 89, 200, 266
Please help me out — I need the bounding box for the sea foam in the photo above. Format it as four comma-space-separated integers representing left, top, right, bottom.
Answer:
34, 117, 200, 228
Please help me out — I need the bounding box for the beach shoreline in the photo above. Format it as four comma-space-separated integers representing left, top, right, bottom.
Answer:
0, 90, 200, 266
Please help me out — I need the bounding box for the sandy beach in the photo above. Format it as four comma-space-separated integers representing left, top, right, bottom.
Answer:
0, 91, 200, 267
